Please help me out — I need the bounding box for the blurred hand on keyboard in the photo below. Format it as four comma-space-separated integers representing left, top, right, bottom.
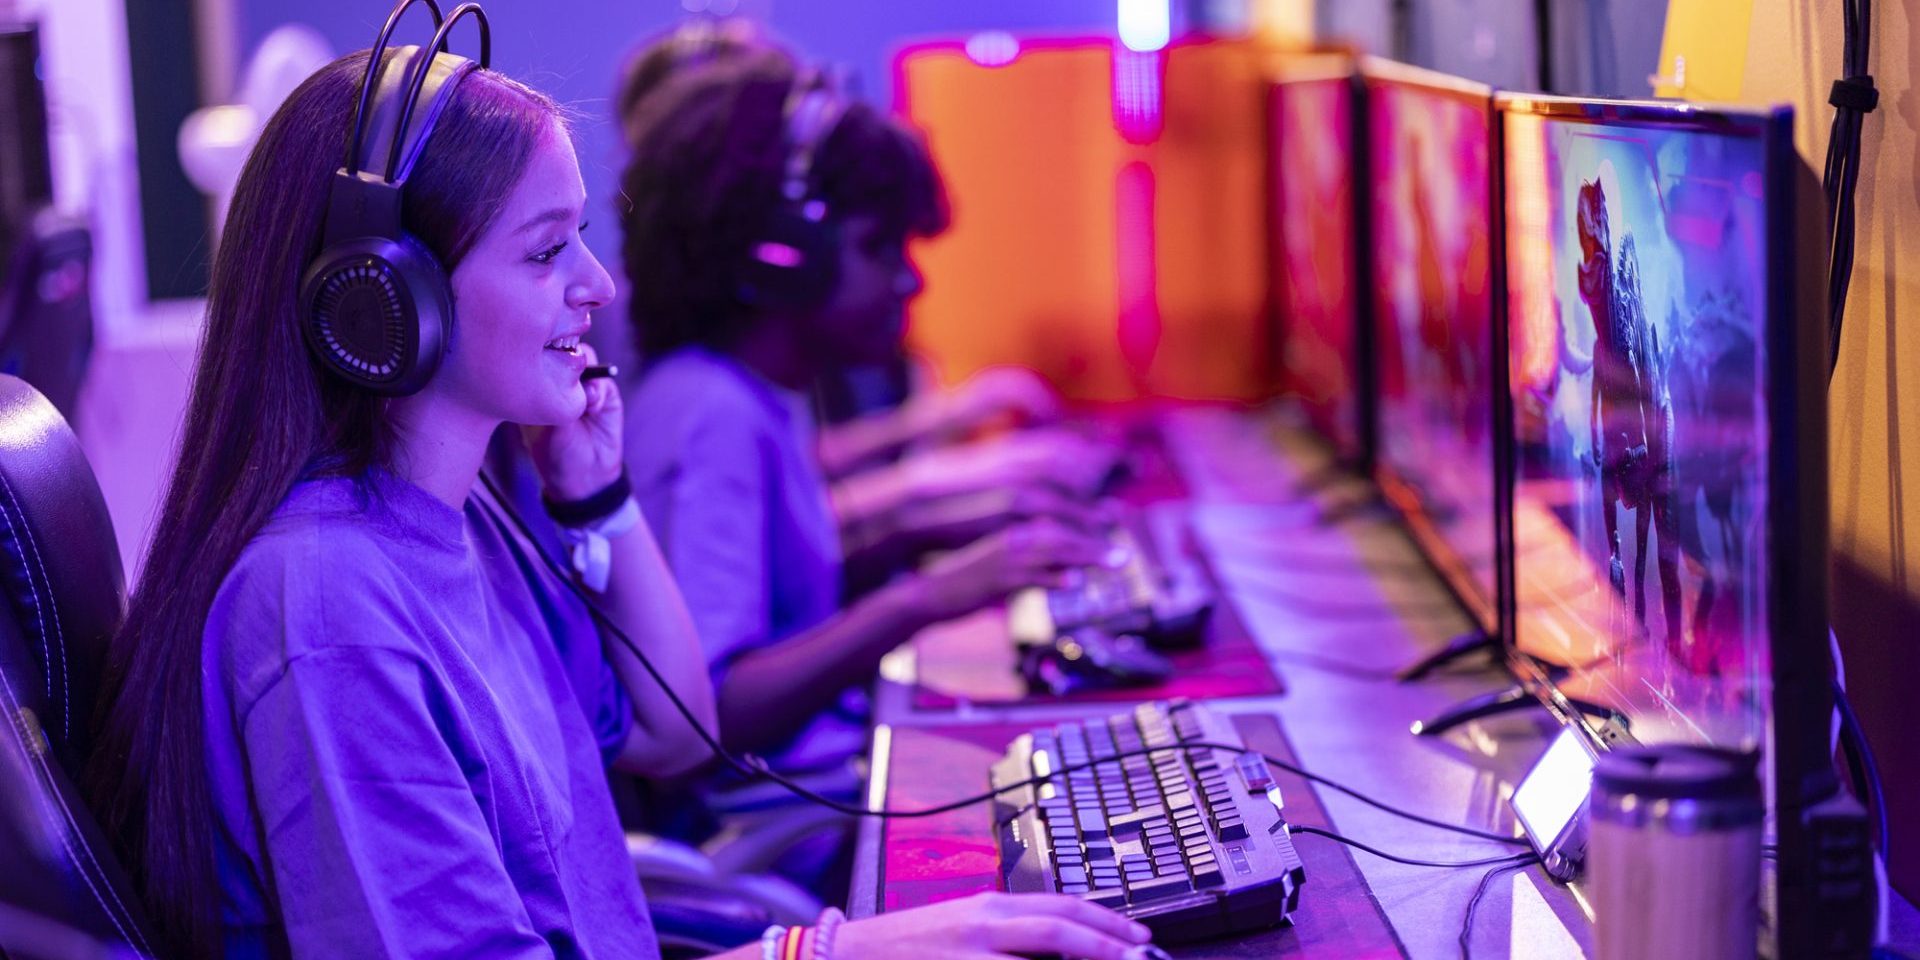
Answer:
898, 429, 1126, 502
909, 519, 1119, 623
830, 890, 1160, 960
920, 366, 1063, 438
890, 486, 1117, 552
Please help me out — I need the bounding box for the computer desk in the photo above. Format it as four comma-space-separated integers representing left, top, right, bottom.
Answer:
849, 405, 1920, 958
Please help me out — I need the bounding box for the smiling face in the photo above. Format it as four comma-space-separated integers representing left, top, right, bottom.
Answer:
432, 121, 615, 428
800, 215, 922, 370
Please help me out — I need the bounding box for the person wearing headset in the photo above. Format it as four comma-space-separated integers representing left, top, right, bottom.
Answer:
82, 6, 1159, 959
610, 19, 1076, 484
616, 56, 1123, 820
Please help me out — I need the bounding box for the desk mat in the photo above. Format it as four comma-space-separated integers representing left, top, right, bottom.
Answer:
876, 713, 1406, 958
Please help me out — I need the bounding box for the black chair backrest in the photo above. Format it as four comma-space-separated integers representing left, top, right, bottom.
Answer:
0, 370, 124, 771
0, 373, 155, 956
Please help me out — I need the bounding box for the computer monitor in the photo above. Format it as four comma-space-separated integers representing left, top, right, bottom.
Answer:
1268, 54, 1371, 469
1498, 93, 1833, 953
1362, 60, 1497, 634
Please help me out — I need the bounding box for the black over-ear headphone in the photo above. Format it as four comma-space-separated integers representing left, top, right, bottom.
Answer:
299, 0, 491, 396
735, 65, 850, 311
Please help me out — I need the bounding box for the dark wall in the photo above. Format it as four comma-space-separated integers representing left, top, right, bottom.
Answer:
124, 0, 211, 299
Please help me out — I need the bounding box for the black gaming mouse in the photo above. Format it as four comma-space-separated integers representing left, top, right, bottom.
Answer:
1021, 629, 1174, 696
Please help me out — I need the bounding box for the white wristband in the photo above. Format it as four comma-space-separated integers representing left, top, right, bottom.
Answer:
555, 497, 640, 592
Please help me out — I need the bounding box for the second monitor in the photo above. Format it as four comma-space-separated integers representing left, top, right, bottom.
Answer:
1363, 59, 1500, 637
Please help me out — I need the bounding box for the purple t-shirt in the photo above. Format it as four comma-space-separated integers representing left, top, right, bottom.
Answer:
201, 469, 657, 959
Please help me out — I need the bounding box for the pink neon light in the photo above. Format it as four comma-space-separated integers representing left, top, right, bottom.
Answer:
1115, 160, 1160, 389
753, 242, 803, 268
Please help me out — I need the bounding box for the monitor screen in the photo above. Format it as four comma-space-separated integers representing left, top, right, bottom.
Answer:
1365, 66, 1497, 630
1270, 64, 1363, 462
1503, 101, 1778, 750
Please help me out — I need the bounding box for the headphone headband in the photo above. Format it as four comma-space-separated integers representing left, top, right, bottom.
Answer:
778, 66, 849, 209
301, 0, 490, 395
737, 63, 851, 310
387, 3, 490, 181
344, 0, 442, 178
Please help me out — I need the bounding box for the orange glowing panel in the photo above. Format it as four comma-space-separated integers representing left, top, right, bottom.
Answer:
895, 36, 1271, 404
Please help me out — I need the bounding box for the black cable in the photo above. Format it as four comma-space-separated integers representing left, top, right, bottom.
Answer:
1834, 678, 1890, 855
1292, 824, 1536, 869
1824, 0, 1875, 381
1459, 858, 1538, 959
481, 468, 1527, 844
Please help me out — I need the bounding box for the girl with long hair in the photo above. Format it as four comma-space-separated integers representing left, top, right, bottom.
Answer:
83, 32, 1155, 960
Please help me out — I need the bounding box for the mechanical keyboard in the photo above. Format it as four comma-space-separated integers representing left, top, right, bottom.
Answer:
990, 700, 1305, 943
1007, 515, 1214, 652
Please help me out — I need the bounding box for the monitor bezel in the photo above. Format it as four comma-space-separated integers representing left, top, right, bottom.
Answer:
1267, 54, 1375, 475
1359, 59, 1501, 637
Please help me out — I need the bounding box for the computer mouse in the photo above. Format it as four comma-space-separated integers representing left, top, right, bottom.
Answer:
1142, 564, 1215, 650
1021, 629, 1174, 695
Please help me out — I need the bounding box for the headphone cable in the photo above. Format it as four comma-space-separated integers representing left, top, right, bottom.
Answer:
477, 470, 1523, 846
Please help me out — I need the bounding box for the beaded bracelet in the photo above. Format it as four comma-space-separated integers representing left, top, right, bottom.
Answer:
760, 924, 788, 960
813, 907, 847, 960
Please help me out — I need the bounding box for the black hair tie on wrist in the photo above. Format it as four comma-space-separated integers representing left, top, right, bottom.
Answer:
542, 468, 632, 528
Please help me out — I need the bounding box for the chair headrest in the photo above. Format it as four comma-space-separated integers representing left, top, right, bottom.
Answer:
0, 374, 125, 775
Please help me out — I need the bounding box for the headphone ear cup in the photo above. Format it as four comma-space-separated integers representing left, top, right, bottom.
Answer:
737, 208, 841, 311
299, 232, 451, 395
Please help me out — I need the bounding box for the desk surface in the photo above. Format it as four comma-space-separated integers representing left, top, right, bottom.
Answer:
851, 406, 1919, 959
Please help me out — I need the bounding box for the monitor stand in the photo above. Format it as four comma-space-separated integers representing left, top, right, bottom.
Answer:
1395, 629, 1496, 682
1408, 667, 1617, 738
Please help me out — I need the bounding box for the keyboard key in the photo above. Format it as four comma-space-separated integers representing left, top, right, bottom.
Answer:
1128, 874, 1193, 902
1111, 805, 1164, 835
994, 699, 1305, 941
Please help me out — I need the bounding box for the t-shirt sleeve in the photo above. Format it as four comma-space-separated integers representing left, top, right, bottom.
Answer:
643, 410, 773, 679
236, 643, 554, 960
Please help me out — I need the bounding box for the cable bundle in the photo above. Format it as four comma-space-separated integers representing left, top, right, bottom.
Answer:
1824, 0, 1876, 381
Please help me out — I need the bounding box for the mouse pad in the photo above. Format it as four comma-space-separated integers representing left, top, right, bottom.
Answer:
874, 712, 1408, 958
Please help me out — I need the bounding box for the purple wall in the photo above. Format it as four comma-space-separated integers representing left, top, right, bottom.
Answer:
232, 0, 1122, 301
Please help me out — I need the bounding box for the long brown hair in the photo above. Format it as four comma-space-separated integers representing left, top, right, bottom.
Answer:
84, 50, 560, 957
